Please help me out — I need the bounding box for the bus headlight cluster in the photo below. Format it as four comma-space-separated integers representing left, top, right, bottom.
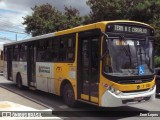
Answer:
115, 90, 121, 95
149, 85, 155, 91
108, 86, 121, 95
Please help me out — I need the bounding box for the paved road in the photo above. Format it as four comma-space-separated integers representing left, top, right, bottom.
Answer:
0, 76, 160, 120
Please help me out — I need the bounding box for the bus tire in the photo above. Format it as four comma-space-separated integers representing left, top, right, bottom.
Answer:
16, 74, 23, 90
63, 83, 77, 107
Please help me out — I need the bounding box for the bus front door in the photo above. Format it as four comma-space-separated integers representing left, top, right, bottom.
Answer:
27, 45, 36, 87
78, 33, 100, 104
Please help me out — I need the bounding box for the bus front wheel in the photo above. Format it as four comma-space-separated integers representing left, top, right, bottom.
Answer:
63, 83, 77, 107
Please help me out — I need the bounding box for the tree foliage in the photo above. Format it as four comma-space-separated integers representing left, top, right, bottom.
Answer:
86, 0, 160, 24
155, 56, 160, 67
23, 3, 83, 36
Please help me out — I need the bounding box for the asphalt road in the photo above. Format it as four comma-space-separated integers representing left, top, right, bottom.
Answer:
0, 76, 160, 120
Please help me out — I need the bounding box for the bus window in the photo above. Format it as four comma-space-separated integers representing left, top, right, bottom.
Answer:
52, 38, 60, 62
59, 35, 75, 62
13, 45, 19, 61
37, 40, 47, 62
19, 44, 27, 61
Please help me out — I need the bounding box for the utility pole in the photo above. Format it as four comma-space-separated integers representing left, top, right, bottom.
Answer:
0, 28, 27, 41
16, 33, 17, 41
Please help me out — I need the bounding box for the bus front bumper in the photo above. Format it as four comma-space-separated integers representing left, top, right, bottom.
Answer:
101, 85, 156, 107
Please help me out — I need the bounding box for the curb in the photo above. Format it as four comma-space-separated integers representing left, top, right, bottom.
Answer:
0, 85, 54, 111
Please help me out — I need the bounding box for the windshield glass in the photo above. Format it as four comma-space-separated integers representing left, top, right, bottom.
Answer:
103, 37, 154, 76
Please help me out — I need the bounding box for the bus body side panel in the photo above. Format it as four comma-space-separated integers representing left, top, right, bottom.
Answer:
36, 62, 54, 93
12, 61, 28, 86
53, 63, 77, 97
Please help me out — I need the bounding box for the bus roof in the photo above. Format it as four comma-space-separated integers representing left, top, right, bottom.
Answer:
4, 20, 153, 46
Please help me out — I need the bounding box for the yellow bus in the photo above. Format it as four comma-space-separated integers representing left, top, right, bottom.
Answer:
3, 20, 156, 107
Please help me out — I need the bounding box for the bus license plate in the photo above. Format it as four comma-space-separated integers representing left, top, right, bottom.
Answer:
134, 97, 144, 101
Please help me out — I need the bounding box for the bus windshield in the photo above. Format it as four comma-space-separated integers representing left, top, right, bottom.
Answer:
103, 37, 154, 76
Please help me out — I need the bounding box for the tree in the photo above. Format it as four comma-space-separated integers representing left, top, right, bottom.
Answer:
23, 3, 83, 36
86, 0, 132, 22
86, 0, 160, 36
60, 6, 83, 30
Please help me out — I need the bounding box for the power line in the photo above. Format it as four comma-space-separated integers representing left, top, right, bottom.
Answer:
0, 28, 26, 34
0, 25, 25, 32
0, 17, 25, 32
0, 26, 25, 33
0, 21, 25, 31
0, 15, 22, 23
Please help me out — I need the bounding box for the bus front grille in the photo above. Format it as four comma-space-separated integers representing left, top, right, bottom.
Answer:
117, 77, 153, 84
122, 96, 151, 104
122, 88, 150, 93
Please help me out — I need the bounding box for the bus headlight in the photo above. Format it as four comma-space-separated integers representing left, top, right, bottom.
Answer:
115, 90, 121, 95
109, 86, 121, 95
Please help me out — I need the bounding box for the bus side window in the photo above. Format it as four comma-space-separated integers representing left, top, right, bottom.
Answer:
52, 38, 59, 62
67, 38, 75, 61
35, 34, 76, 62
45, 39, 52, 62
37, 40, 43, 62
13, 45, 19, 61
19, 44, 27, 61
58, 34, 75, 62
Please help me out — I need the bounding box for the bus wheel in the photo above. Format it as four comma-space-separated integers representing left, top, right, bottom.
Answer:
63, 83, 77, 107
16, 74, 23, 89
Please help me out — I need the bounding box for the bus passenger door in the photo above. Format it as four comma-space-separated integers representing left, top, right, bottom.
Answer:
78, 30, 100, 104
7, 48, 13, 80
27, 45, 36, 87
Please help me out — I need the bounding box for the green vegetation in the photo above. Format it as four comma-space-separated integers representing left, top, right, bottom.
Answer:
155, 56, 160, 67
23, 3, 83, 36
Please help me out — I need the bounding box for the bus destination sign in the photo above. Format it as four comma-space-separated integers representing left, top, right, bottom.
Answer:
106, 23, 153, 35
114, 24, 148, 34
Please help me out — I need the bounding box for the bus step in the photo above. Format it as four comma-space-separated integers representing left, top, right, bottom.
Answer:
29, 86, 36, 90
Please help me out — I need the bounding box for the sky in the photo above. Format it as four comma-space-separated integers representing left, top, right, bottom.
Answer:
0, 0, 90, 41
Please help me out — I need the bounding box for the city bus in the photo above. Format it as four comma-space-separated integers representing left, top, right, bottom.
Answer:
3, 20, 156, 107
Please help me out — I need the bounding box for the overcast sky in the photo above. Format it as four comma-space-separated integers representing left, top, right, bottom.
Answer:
0, 0, 90, 40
